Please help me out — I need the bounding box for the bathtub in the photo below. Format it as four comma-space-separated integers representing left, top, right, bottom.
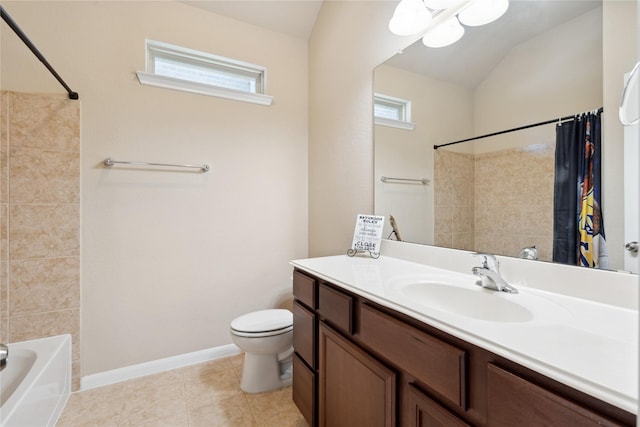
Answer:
0, 335, 71, 427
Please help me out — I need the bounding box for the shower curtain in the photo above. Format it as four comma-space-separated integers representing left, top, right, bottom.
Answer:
552, 110, 608, 268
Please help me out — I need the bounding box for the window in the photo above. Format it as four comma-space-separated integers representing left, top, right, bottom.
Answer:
374, 93, 415, 130
136, 39, 273, 106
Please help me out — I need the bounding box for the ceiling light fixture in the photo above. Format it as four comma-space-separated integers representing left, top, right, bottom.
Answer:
389, 0, 509, 48
422, 16, 465, 48
388, 0, 432, 36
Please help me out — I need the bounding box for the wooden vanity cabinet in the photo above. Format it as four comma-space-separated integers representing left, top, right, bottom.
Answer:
486, 364, 628, 427
291, 269, 635, 427
405, 383, 471, 427
292, 270, 317, 425
319, 323, 396, 427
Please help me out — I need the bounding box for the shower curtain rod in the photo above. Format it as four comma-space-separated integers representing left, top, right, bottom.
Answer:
433, 107, 603, 150
0, 6, 78, 100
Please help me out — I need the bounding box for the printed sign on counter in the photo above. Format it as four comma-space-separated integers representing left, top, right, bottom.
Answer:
351, 214, 384, 254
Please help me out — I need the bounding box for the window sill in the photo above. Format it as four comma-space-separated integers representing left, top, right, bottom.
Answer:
375, 117, 416, 131
136, 72, 274, 106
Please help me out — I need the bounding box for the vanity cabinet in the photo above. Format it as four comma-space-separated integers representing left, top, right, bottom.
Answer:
291, 268, 635, 427
292, 271, 317, 425
319, 323, 396, 426
486, 364, 626, 426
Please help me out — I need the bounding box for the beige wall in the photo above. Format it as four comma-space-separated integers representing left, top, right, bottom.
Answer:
309, 1, 417, 256
0, 92, 81, 388
474, 7, 603, 140
374, 64, 474, 245
603, 1, 638, 271
1, 1, 308, 375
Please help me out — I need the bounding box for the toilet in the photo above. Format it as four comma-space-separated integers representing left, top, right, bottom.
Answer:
230, 309, 294, 393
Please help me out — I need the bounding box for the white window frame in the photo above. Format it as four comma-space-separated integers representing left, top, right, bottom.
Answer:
136, 39, 273, 106
374, 93, 415, 130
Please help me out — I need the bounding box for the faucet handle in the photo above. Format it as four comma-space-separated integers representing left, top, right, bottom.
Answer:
472, 252, 499, 270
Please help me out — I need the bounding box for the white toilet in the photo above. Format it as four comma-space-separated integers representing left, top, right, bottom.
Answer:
230, 309, 294, 393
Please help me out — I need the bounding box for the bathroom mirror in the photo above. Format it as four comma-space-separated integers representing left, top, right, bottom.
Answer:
374, 0, 634, 271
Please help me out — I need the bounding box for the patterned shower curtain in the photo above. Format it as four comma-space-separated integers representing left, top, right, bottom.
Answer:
552, 110, 608, 268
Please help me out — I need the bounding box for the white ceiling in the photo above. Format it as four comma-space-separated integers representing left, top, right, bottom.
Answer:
181, 1, 602, 87
182, 0, 324, 39
385, 0, 602, 88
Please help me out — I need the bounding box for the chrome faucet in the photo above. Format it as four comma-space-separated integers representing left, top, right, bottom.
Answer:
0, 343, 7, 363
472, 253, 518, 294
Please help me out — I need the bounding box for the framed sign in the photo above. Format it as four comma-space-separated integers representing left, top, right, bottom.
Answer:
350, 214, 384, 257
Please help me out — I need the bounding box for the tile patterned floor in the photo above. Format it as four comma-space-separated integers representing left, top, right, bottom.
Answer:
57, 354, 307, 427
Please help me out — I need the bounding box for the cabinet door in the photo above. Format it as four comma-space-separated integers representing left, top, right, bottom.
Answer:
293, 300, 315, 368
319, 323, 396, 427
405, 383, 470, 427
487, 364, 627, 427
293, 353, 315, 426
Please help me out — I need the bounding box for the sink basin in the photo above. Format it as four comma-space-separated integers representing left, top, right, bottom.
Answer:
399, 282, 533, 322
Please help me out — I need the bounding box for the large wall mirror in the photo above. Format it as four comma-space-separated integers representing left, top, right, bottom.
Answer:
374, 0, 638, 272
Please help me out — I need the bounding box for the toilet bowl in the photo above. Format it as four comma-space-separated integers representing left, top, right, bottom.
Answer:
230, 309, 293, 393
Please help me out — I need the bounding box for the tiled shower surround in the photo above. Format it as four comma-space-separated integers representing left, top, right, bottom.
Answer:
434, 144, 555, 261
0, 90, 81, 389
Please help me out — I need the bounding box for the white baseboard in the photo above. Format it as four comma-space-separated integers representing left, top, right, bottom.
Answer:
80, 344, 241, 391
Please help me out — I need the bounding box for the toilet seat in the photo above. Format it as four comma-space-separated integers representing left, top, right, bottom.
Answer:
230, 309, 293, 338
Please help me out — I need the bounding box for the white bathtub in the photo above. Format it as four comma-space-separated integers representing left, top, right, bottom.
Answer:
0, 335, 71, 427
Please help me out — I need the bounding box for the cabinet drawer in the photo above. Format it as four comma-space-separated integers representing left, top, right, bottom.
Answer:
318, 283, 353, 334
293, 353, 315, 426
359, 303, 467, 409
293, 270, 317, 309
406, 383, 471, 427
293, 300, 316, 369
487, 364, 626, 427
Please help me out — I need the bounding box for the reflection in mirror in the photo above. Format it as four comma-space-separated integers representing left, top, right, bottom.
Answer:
373, 1, 630, 269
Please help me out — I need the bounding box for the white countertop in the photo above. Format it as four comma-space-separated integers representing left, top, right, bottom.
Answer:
291, 254, 638, 414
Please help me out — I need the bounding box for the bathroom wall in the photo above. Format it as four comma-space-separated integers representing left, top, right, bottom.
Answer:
309, 1, 418, 257
1, 1, 308, 376
374, 64, 473, 244
374, 64, 474, 246
0, 91, 81, 388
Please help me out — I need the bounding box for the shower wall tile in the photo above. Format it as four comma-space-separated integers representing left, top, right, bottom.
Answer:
9, 308, 80, 360
1, 91, 8, 204
0, 260, 9, 322
4, 91, 81, 388
434, 179, 454, 207
435, 145, 555, 260
8, 92, 80, 152
9, 148, 80, 204
434, 206, 453, 234
434, 150, 475, 252
474, 144, 555, 260
452, 232, 474, 251
9, 204, 80, 259
1, 204, 7, 260
9, 257, 80, 316
434, 232, 452, 248
0, 322, 6, 344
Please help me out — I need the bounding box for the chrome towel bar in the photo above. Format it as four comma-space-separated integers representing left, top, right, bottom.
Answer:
104, 158, 210, 172
380, 176, 429, 185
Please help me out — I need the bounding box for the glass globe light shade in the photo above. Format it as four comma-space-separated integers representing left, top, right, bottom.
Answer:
422, 16, 464, 48
423, 0, 462, 11
389, 0, 432, 36
458, 0, 509, 26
